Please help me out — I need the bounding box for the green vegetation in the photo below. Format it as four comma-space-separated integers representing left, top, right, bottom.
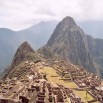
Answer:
26, 52, 41, 63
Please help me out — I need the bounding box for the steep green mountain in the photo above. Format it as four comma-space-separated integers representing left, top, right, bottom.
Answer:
47, 16, 96, 73
46, 16, 103, 78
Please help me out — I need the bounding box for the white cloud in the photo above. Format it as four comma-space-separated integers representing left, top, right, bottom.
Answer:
0, 0, 103, 30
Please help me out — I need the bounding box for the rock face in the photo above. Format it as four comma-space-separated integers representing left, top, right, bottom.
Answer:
86, 35, 103, 77
11, 41, 34, 68
47, 16, 96, 73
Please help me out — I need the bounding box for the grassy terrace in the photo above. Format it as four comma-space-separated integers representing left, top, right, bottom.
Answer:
39, 66, 98, 103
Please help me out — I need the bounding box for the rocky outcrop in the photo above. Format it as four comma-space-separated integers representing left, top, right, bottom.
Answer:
47, 16, 96, 73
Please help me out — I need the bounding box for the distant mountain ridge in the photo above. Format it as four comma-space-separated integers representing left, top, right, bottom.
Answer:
0, 21, 58, 71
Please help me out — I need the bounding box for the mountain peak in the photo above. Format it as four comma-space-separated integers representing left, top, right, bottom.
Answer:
16, 41, 34, 55
11, 41, 34, 68
60, 16, 77, 28
47, 16, 78, 46
19, 41, 33, 51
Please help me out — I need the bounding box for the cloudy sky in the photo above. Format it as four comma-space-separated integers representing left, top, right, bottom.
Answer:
0, 0, 103, 30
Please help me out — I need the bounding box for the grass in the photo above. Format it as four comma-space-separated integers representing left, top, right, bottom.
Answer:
39, 66, 98, 103
39, 66, 77, 88
74, 90, 95, 102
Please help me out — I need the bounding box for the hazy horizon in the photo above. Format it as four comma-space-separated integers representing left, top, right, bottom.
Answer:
0, 0, 103, 30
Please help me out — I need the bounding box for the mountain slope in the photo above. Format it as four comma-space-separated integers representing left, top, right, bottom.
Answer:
0, 28, 20, 71
47, 16, 96, 73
